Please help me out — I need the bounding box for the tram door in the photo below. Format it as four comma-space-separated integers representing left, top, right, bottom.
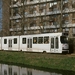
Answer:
27, 38, 32, 51
8, 39, 12, 50
50, 37, 59, 53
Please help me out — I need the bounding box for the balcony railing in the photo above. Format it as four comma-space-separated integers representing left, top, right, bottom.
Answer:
10, 15, 22, 19
10, 0, 54, 8
9, 28, 14, 31
9, 28, 22, 31
10, 23, 75, 32
10, 8, 75, 19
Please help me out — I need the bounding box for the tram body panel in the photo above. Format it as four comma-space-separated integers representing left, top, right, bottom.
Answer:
2, 37, 10, 50
2, 36, 20, 51
32, 44, 50, 52
0, 32, 69, 53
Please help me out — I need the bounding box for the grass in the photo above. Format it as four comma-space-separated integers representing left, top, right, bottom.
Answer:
0, 51, 75, 71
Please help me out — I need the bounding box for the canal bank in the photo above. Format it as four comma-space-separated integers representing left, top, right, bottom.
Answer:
0, 51, 75, 71
0, 63, 75, 75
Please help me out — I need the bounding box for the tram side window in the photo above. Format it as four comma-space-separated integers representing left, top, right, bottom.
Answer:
51, 38, 54, 48
4, 39, 7, 44
44, 36, 49, 44
55, 37, 59, 48
14, 38, 17, 44
22, 38, 26, 44
38, 37, 43, 44
33, 37, 37, 44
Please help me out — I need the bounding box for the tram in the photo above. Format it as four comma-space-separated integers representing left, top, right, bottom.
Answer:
0, 33, 69, 53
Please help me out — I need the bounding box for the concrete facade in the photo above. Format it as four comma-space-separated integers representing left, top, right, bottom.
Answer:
2, 0, 75, 37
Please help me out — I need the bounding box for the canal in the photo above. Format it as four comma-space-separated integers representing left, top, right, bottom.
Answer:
0, 63, 75, 75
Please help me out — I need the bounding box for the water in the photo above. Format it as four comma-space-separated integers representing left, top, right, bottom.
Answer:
0, 63, 75, 75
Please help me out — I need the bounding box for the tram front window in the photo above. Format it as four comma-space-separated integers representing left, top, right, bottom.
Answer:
60, 36, 68, 43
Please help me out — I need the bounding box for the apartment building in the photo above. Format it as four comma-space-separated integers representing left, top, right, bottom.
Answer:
2, 0, 75, 37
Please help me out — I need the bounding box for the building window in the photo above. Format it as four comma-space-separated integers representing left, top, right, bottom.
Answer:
4, 39, 7, 44
14, 38, 17, 44
13, 8, 19, 16
72, 13, 75, 23
73, 28, 75, 34
63, 0, 69, 10
49, 3, 53, 8
63, 14, 69, 24
72, 0, 75, 9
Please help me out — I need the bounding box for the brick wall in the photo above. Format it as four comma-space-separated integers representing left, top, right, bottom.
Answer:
2, 0, 10, 36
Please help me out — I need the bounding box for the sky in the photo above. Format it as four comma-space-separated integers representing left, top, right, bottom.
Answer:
0, 0, 2, 30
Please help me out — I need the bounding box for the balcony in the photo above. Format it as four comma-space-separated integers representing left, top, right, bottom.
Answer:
47, 0, 53, 1
41, 12, 45, 15
24, 26, 43, 30
9, 28, 22, 32
10, 1, 22, 8
25, 13, 40, 17
62, 23, 75, 28
40, 0, 47, 2
10, 28, 22, 32
16, 28, 22, 31
27, 1, 39, 5
50, 25, 59, 28
10, 15, 22, 19
10, 4, 19, 8
70, 8, 75, 12
71, 24, 75, 27
10, 0, 55, 7
63, 8, 70, 13
9, 28, 14, 31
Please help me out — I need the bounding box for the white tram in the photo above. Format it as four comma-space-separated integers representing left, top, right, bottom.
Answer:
0, 33, 69, 53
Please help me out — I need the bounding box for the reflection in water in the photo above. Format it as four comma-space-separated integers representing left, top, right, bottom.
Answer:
0, 64, 75, 75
